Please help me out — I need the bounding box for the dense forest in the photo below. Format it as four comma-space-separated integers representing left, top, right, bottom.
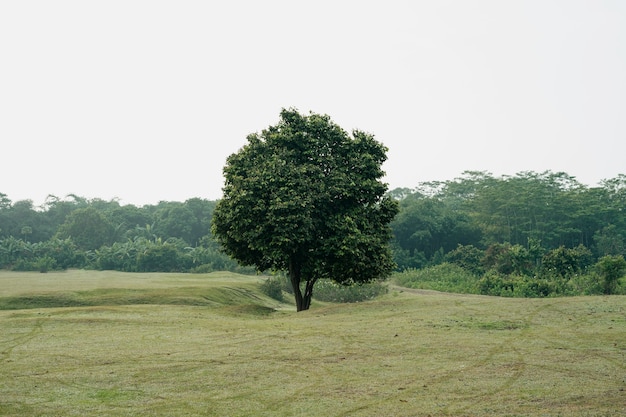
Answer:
2, 170, 625, 296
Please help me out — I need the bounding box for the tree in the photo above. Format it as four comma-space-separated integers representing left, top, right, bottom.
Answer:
540, 245, 593, 279
595, 255, 626, 295
212, 108, 398, 311
482, 242, 541, 277
593, 224, 625, 257
184, 198, 216, 245
136, 241, 182, 272
152, 202, 196, 244
55, 207, 115, 250
444, 244, 485, 275
390, 193, 481, 267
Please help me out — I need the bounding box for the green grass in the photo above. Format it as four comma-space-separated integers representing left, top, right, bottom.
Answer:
1, 270, 625, 416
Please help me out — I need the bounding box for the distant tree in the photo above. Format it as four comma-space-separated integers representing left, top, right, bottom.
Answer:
212, 108, 398, 311
0, 200, 45, 241
136, 241, 182, 272
0, 236, 32, 269
444, 244, 485, 275
152, 203, 195, 244
482, 243, 531, 276
540, 245, 593, 279
391, 196, 443, 260
148, 199, 216, 246
595, 255, 626, 295
108, 204, 153, 242
599, 175, 626, 233
40, 195, 84, 239
0, 193, 11, 209
593, 224, 625, 257
390, 195, 481, 266
35, 238, 86, 270
387, 187, 417, 201
56, 207, 115, 250
184, 198, 217, 245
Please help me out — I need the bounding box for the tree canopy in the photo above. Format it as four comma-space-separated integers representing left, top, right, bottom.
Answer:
211, 108, 398, 311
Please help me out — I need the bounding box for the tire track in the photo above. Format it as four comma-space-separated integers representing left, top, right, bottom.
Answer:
0, 316, 46, 362
334, 300, 564, 417
442, 302, 560, 414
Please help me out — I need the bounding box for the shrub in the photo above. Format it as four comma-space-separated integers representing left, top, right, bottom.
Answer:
312, 279, 388, 303
540, 245, 593, 279
478, 272, 569, 298
260, 276, 285, 302
567, 271, 604, 295
595, 255, 626, 295
137, 243, 182, 272
444, 244, 485, 275
259, 275, 388, 304
394, 263, 480, 294
35, 256, 56, 273
482, 243, 533, 276
11, 256, 58, 272
478, 271, 513, 296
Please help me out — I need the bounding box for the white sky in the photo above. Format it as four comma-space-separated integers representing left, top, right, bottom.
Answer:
1, 0, 625, 207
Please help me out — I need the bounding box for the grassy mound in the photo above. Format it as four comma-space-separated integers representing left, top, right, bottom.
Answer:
0, 270, 282, 311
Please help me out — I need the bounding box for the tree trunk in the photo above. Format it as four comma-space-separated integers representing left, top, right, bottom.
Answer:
288, 258, 317, 312
289, 258, 305, 311
302, 277, 317, 311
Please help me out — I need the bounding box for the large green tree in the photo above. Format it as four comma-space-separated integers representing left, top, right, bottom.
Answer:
212, 108, 398, 311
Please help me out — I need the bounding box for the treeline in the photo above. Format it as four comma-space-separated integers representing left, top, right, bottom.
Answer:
0, 194, 251, 274
389, 171, 626, 296
1, 170, 625, 296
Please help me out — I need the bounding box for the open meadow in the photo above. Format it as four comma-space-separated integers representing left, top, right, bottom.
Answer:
1, 270, 624, 416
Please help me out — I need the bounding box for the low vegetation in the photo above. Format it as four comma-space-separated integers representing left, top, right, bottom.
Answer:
393, 261, 626, 297
1, 270, 624, 416
260, 274, 388, 304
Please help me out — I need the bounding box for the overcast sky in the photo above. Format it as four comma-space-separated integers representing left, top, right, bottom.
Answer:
1, 1, 625, 207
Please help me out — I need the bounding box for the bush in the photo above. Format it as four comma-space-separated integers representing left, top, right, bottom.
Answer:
259, 275, 388, 304
478, 272, 570, 298
477, 271, 510, 296
394, 263, 480, 294
11, 256, 58, 273
312, 279, 388, 303
482, 243, 533, 276
567, 272, 604, 295
136, 243, 182, 272
35, 256, 56, 273
260, 276, 285, 302
540, 245, 593, 279
595, 255, 626, 294
444, 244, 485, 275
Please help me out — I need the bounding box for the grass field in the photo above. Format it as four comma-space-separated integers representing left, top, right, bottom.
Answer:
1, 270, 624, 416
